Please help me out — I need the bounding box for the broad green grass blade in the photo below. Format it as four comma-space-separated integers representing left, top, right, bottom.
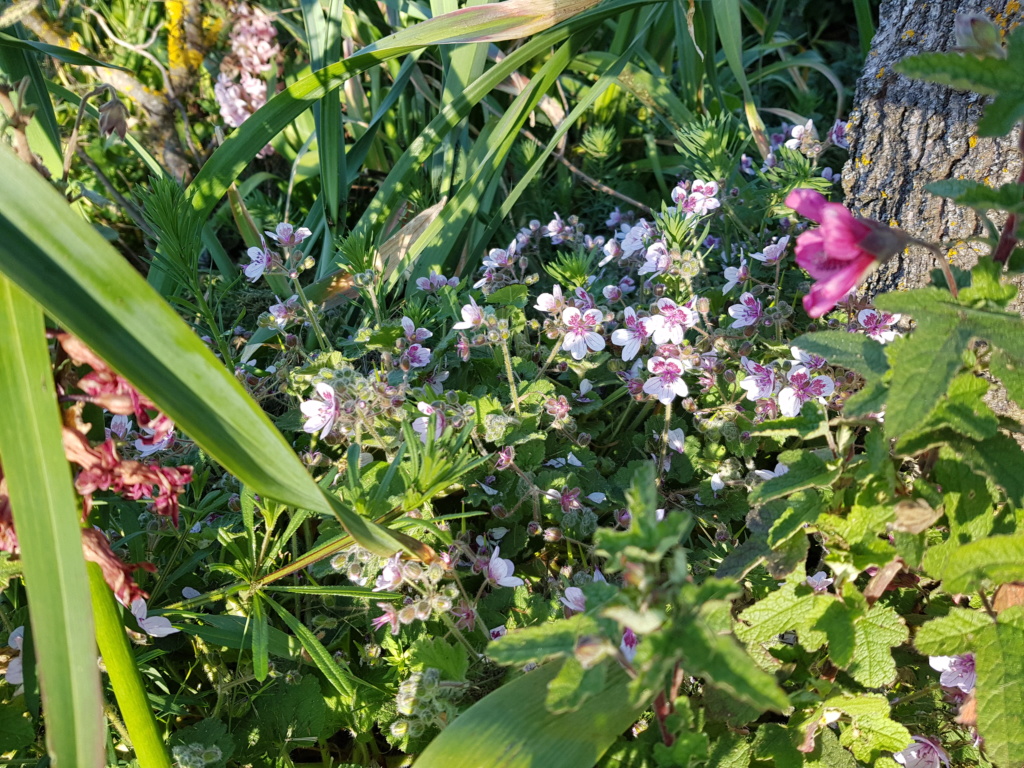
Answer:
414, 659, 644, 767
0, 145, 420, 560
0, 31, 133, 70
88, 564, 171, 768
0, 24, 61, 175
712, 0, 767, 157
0, 275, 105, 768
251, 594, 270, 682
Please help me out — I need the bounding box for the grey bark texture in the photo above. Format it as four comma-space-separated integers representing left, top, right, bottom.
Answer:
841, 0, 1023, 294
841, 0, 1024, 426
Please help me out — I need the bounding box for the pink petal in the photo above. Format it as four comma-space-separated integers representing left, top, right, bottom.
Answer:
785, 188, 828, 222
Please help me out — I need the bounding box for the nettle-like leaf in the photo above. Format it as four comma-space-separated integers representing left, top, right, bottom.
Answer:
914, 608, 994, 656
923, 533, 1024, 593
846, 604, 908, 688
734, 571, 830, 663
925, 180, 1024, 216
975, 607, 1024, 767
789, 330, 889, 418
816, 694, 911, 763
894, 28, 1024, 96
748, 449, 840, 505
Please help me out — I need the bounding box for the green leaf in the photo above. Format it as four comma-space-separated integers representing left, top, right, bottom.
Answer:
251, 595, 269, 682
954, 433, 1024, 508
0, 700, 35, 751
925, 534, 1024, 593
914, 609, 994, 656
168, 719, 234, 768
894, 50, 1018, 95
749, 450, 840, 505
172, 612, 300, 658
545, 656, 607, 714
0, 30, 132, 71
790, 331, 889, 380
768, 491, 825, 547
735, 575, 830, 659
975, 607, 1024, 767
0, 275, 105, 767
414, 659, 646, 768
990, 349, 1024, 412
925, 180, 1024, 215
250, 675, 327, 749
820, 694, 910, 763
488, 614, 601, 665
0, 144, 421, 560
978, 90, 1024, 137
408, 636, 469, 682
847, 604, 908, 688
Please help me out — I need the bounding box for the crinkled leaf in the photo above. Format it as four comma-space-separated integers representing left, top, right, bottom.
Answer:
847, 604, 908, 688
488, 614, 601, 664
914, 608, 994, 656
820, 694, 911, 763
749, 450, 840, 505
975, 607, 1024, 767
925, 533, 1024, 593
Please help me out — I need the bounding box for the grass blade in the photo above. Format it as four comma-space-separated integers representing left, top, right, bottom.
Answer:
0, 275, 105, 768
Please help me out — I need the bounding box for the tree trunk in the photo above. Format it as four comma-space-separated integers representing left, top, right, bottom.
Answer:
841, 0, 1023, 294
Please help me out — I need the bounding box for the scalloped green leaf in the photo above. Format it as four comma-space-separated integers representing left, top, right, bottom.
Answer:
914, 609, 994, 656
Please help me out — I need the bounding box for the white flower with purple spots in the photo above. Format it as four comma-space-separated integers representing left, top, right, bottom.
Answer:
535, 284, 566, 315
244, 240, 275, 282
265, 222, 312, 247
804, 570, 833, 592
738, 357, 778, 401
728, 292, 763, 329
452, 297, 485, 330
401, 317, 432, 343
560, 587, 586, 614
749, 236, 790, 266
643, 356, 690, 404
858, 308, 902, 343
722, 257, 748, 294
610, 307, 649, 361
929, 654, 976, 693
638, 241, 672, 275
485, 546, 524, 588
647, 298, 699, 345
561, 307, 605, 360
893, 736, 950, 768
412, 401, 446, 442
779, 365, 835, 417
404, 344, 431, 369
790, 346, 828, 370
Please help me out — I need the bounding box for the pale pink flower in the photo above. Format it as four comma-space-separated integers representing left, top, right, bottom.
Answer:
535, 284, 566, 315
929, 654, 976, 693
779, 365, 835, 417
666, 427, 686, 454
489, 625, 508, 640
404, 344, 431, 369
785, 119, 817, 151
452, 297, 485, 330
722, 257, 748, 294
268, 295, 300, 329
4, 627, 24, 686
485, 546, 524, 587
400, 317, 431, 343
106, 414, 133, 441
560, 587, 586, 614
561, 307, 605, 360
643, 356, 690, 404
674, 180, 720, 216
244, 240, 274, 282
829, 119, 849, 149
790, 346, 827, 370
374, 554, 405, 592
135, 426, 174, 457
804, 570, 833, 592
786, 189, 909, 319
738, 357, 778, 401
750, 236, 790, 266
610, 307, 649, 361
130, 598, 179, 637
416, 270, 460, 293
300, 382, 338, 435
858, 308, 902, 343
265, 222, 312, 247
893, 736, 950, 768
412, 402, 446, 442
544, 212, 574, 244
638, 241, 672, 275
754, 462, 789, 481
728, 292, 762, 328
372, 602, 401, 634
647, 298, 698, 345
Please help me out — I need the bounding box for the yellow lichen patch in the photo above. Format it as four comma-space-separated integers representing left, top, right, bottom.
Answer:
881, 191, 889, 198
889, 219, 900, 228
969, 135, 978, 148
166, 0, 204, 74
876, 67, 886, 79
902, 30, 916, 40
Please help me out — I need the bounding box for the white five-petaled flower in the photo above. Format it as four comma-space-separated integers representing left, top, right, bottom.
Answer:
738, 356, 778, 401
452, 297, 486, 330
106, 414, 133, 441
728, 292, 763, 329
265, 222, 312, 247
857, 308, 902, 343
784, 119, 817, 151
610, 307, 649, 361
534, 284, 566, 315
790, 346, 827, 370
638, 241, 672, 275
485, 546, 524, 587
749, 236, 790, 266
4, 626, 24, 687
929, 654, 976, 693
722, 257, 748, 294
561, 307, 605, 360
268, 294, 300, 329
647, 298, 698, 345
301, 382, 338, 436
130, 599, 180, 638
643, 356, 690, 404
412, 402, 446, 442
374, 553, 405, 592
404, 344, 431, 369
560, 587, 586, 614
754, 462, 789, 481
779, 365, 835, 418
674, 180, 720, 216
244, 239, 275, 282
893, 736, 951, 768
804, 570, 833, 593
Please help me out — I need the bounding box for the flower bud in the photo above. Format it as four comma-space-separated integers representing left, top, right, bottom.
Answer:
543, 527, 563, 542
98, 96, 129, 140
695, 297, 710, 314
723, 369, 736, 383
954, 14, 1004, 58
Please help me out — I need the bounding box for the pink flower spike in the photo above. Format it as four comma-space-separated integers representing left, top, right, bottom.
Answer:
485, 546, 524, 588
561, 307, 605, 360
785, 189, 909, 319
300, 382, 338, 436
893, 736, 951, 768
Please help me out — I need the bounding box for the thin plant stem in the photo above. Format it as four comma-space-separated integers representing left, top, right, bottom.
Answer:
499, 337, 522, 416
535, 334, 564, 381
657, 400, 672, 485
